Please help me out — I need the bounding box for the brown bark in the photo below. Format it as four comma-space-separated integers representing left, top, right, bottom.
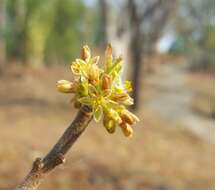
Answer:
128, 0, 175, 110
15, 106, 93, 190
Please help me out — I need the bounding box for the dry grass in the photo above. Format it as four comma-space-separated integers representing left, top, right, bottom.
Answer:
0, 65, 215, 190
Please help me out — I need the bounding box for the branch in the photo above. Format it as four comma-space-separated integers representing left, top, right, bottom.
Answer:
14, 105, 93, 190
139, 0, 162, 23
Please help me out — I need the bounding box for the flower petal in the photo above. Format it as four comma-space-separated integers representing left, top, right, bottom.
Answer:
71, 62, 81, 75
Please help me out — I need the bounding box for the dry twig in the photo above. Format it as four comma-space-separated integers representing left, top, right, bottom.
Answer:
15, 106, 92, 190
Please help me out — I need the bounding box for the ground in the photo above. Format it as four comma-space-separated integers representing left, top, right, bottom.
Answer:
144, 62, 215, 143
0, 60, 215, 190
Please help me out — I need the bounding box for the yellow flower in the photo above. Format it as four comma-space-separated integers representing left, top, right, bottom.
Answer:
57, 45, 139, 137
71, 57, 100, 84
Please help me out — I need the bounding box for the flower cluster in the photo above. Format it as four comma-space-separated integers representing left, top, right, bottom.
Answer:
57, 45, 139, 137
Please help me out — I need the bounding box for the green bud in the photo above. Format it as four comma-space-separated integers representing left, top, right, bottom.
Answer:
103, 118, 116, 134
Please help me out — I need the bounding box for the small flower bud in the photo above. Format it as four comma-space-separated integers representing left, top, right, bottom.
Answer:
112, 93, 128, 102
81, 45, 91, 62
120, 109, 139, 125
88, 65, 100, 85
108, 109, 122, 123
105, 44, 113, 69
112, 93, 134, 105
102, 74, 111, 90
120, 122, 133, 137
57, 80, 77, 93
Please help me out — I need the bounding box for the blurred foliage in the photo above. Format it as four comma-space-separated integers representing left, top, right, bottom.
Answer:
173, 0, 215, 71
206, 26, 215, 52
1, 0, 215, 71
4, 0, 99, 66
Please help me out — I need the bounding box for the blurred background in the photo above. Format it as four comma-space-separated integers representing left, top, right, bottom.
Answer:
0, 0, 215, 189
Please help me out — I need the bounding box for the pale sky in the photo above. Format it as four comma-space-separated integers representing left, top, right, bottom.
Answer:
156, 32, 176, 53
83, 0, 97, 7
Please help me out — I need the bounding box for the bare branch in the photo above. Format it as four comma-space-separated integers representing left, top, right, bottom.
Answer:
140, 0, 162, 22
15, 105, 93, 190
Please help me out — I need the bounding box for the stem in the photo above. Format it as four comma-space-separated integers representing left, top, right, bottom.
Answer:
15, 106, 93, 190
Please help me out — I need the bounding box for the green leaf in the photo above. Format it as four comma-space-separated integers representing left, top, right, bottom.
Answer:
78, 78, 88, 96
125, 80, 132, 92
88, 84, 98, 96
93, 105, 103, 122
78, 97, 92, 106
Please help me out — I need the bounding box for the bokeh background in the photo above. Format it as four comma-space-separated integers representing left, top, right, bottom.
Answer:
0, 0, 215, 189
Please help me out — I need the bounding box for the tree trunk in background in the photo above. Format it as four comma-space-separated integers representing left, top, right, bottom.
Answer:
99, 0, 108, 47
98, 0, 177, 110
128, 0, 143, 110
100, 1, 130, 81
0, 0, 6, 70
128, 0, 177, 110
